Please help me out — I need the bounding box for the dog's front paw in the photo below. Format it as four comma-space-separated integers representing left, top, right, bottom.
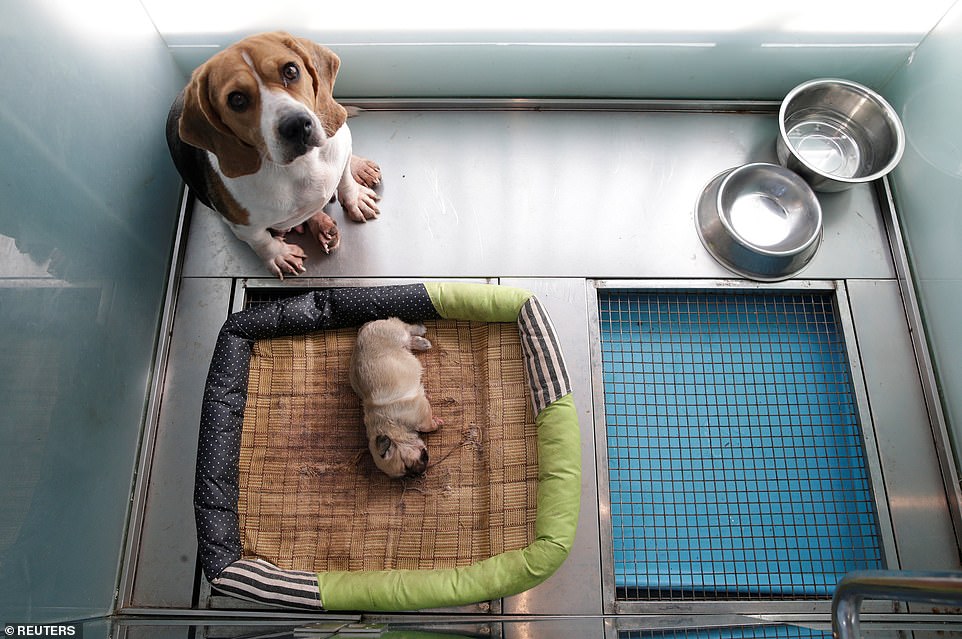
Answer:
418, 414, 442, 433
305, 211, 340, 254
264, 240, 307, 279
410, 336, 431, 351
343, 184, 380, 223
351, 155, 381, 187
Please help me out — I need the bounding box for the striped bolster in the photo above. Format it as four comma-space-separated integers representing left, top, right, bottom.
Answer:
211, 559, 322, 609
518, 296, 572, 414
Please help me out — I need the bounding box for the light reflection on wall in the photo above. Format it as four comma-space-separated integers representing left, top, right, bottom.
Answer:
142, 0, 953, 36
141, 0, 958, 100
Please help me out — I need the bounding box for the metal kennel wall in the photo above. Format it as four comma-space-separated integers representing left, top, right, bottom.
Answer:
590, 280, 897, 615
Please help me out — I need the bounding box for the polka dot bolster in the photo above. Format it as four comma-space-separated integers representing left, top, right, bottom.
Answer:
194, 282, 581, 611
196, 284, 440, 583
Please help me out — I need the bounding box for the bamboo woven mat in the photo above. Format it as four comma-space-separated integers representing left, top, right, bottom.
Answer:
238, 320, 538, 572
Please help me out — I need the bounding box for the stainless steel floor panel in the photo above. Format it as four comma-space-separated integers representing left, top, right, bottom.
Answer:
124, 277, 234, 609
181, 109, 894, 280
501, 277, 603, 615
846, 279, 961, 575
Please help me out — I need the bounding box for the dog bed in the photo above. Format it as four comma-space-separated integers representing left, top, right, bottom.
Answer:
195, 282, 580, 611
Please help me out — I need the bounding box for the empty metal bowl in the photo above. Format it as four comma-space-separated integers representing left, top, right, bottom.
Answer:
696, 163, 823, 281
776, 78, 905, 192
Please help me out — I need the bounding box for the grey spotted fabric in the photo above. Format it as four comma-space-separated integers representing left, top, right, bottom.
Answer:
195, 284, 441, 584
518, 296, 572, 414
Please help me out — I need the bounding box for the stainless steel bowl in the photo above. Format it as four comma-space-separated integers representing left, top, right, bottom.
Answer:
696, 163, 823, 281
776, 78, 905, 192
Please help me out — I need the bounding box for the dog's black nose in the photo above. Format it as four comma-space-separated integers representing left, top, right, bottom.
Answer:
406, 449, 429, 477
278, 112, 314, 146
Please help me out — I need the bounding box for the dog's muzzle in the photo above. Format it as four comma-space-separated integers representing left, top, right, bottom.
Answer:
405, 448, 429, 478
276, 109, 322, 161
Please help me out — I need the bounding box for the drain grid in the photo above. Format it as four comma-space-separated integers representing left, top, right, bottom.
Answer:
599, 289, 882, 600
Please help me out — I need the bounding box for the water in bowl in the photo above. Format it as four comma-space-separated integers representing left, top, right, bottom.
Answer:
786, 117, 864, 179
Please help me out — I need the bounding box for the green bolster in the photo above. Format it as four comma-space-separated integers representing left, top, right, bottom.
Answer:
317, 394, 580, 611
531, 395, 581, 547
423, 282, 533, 323
316, 541, 566, 612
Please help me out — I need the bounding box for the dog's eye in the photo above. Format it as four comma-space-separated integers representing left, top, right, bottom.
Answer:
282, 62, 300, 84
227, 91, 249, 112
375, 435, 393, 458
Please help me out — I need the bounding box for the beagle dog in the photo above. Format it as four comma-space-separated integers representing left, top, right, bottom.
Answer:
166, 31, 381, 277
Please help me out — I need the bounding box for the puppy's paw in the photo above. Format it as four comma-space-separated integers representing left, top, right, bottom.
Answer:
410, 336, 431, 351
420, 415, 443, 433
265, 241, 307, 279
343, 185, 380, 222
305, 211, 340, 254
409, 323, 428, 337
351, 155, 381, 187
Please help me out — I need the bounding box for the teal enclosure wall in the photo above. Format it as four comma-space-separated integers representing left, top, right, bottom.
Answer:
886, 3, 962, 473
0, 0, 185, 622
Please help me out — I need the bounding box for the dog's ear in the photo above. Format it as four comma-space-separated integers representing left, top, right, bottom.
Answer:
178, 65, 262, 178
375, 434, 394, 458
289, 36, 348, 138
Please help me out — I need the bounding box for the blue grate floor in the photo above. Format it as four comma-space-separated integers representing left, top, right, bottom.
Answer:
621, 625, 830, 639
599, 289, 882, 600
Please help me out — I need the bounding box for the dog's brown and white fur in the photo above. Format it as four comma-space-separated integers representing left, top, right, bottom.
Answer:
166, 31, 380, 278
349, 319, 441, 478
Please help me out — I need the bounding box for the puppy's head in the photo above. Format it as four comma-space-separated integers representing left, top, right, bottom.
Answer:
368, 429, 429, 479
178, 31, 349, 177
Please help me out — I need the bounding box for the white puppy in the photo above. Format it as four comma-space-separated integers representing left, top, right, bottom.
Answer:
349, 318, 442, 478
